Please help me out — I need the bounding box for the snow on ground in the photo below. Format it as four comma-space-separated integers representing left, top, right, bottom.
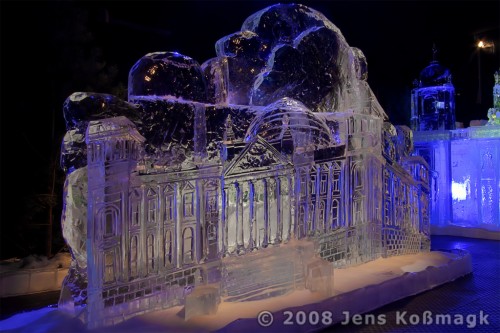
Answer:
0, 250, 472, 333
0, 253, 71, 298
0, 253, 71, 274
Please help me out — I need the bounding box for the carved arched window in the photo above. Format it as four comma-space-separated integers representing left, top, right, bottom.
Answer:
104, 251, 115, 284
320, 173, 328, 194
99, 207, 118, 238
147, 189, 157, 224
129, 189, 141, 227
182, 227, 194, 264
353, 164, 363, 189
331, 199, 339, 228
319, 201, 326, 231
183, 192, 194, 218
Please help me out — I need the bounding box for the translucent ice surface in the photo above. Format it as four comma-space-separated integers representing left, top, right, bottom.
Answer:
128, 52, 208, 102
58, 3, 431, 329
411, 47, 456, 131
413, 70, 500, 230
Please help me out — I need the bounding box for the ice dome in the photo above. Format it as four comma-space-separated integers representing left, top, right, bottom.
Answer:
128, 52, 208, 102
245, 98, 333, 151
419, 60, 452, 87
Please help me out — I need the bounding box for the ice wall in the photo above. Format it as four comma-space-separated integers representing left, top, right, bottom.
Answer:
413, 70, 500, 230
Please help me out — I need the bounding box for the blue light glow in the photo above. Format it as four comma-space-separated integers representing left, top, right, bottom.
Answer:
451, 177, 470, 201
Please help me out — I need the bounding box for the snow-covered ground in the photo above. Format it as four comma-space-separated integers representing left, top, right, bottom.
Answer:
0, 253, 71, 297
0, 253, 70, 274
0, 249, 472, 333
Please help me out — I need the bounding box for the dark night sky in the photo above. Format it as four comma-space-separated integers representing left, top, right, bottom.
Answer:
0, 0, 499, 258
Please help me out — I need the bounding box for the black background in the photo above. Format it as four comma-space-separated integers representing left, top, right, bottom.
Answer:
1, 0, 499, 259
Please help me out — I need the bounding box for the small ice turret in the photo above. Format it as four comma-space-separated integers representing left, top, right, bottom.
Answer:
411, 46, 456, 131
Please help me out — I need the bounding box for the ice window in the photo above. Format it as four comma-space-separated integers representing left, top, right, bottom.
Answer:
320, 174, 328, 194
164, 194, 174, 222
104, 251, 115, 284
331, 199, 339, 227
148, 198, 157, 224
184, 193, 194, 217
105, 212, 114, 236
182, 227, 194, 264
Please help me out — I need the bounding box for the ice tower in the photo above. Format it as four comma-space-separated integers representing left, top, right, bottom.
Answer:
413, 66, 500, 235
411, 46, 456, 131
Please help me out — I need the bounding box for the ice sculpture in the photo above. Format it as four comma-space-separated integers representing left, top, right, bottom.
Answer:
411, 46, 456, 131
487, 70, 500, 125
59, 3, 431, 329
413, 67, 500, 231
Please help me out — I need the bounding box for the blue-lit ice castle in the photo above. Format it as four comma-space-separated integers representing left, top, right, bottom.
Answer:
412, 51, 500, 234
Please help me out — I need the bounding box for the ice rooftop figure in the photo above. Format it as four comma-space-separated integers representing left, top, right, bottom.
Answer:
59, 3, 431, 328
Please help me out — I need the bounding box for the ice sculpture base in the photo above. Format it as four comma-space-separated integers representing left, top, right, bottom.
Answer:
107, 250, 471, 332
431, 225, 500, 240
0, 250, 472, 332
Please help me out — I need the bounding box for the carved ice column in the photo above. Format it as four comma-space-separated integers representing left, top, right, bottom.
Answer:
235, 182, 245, 253
220, 182, 227, 256
175, 183, 183, 268
225, 181, 239, 254
248, 181, 255, 250
280, 176, 292, 242
241, 181, 252, 250
262, 178, 269, 247
267, 177, 278, 245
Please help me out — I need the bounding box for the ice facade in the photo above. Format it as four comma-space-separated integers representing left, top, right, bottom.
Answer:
413, 68, 500, 229
58, 4, 431, 328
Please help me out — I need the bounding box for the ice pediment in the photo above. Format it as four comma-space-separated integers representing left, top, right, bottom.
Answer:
86, 116, 145, 144
224, 137, 292, 176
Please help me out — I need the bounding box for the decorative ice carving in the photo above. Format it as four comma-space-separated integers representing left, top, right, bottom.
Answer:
58, 3, 432, 329
487, 69, 500, 125
413, 68, 500, 230
411, 46, 456, 131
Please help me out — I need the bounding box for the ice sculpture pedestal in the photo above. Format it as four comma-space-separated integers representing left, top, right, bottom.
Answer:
97, 249, 470, 333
